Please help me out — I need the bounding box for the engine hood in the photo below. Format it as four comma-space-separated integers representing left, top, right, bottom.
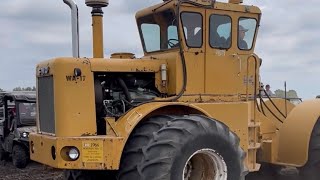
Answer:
90, 58, 167, 73
17, 126, 37, 134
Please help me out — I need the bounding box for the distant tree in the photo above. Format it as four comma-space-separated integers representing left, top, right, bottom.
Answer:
0, 88, 3, 92
274, 89, 299, 98
24, 87, 32, 91
13, 87, 22, 91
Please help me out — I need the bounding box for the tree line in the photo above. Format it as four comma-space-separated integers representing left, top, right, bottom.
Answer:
0, 86, 36, 92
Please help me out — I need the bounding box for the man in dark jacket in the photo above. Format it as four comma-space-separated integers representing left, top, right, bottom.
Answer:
238, 25, 248, 49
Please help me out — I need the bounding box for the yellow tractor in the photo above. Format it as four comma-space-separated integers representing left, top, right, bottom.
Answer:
29, 0, 320, 179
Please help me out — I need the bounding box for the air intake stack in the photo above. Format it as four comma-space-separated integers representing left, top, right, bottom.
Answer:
85, 0, 109, 58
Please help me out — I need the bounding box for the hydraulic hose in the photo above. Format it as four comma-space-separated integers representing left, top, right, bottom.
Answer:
259, 96, 284, 123
263, 89, 286, 119
117, 77, 132, 103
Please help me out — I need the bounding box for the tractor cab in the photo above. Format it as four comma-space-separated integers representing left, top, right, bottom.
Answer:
0, 91, 36, 168
137, 0, 260, 55
136, 0, 261, 99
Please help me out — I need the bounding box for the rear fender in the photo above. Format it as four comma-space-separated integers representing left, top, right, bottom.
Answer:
276, 99, 320, 166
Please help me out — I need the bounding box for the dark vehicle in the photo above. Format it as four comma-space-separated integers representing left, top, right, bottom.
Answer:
317, 95, 320, 99
0, 91, 36, 168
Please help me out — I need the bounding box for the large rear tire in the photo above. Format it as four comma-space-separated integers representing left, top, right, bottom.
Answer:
119, 115, 246, 180
299, 120, 320, 180
12, 144, 28, 169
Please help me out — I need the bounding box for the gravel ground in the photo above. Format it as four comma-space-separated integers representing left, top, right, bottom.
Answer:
0, 161, 301, 180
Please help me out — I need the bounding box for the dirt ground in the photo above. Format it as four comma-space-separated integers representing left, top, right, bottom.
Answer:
0, 161, 63, 180
0, 161, 301, 180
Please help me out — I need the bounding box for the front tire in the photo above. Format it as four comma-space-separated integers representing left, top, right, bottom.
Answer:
0, 144, 7, 161
64, 170, 91, 180
299, 120, 320, 180
12, 144, 28, 168
120, 115, 246, 180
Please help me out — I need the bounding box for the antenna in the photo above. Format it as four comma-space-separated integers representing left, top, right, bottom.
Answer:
285, 81, 287, 116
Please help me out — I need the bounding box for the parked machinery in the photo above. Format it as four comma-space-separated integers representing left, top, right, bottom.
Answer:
0, 91, 36, 168
29, 0, 320, 179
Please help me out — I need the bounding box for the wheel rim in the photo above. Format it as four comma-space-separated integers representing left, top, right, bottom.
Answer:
183, 148, 227, 180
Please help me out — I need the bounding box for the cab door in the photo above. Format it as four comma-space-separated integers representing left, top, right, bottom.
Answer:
205, 9, 260, 97
180, 7, 206, 94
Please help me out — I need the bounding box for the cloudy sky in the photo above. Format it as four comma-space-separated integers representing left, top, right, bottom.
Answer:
0, 0, 319, 100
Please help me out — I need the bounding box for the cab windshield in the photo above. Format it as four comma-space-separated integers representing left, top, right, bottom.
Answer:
138, 9, 179, 53
18, 102, 36, 125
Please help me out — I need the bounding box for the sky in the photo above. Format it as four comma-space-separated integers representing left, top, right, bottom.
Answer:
0, 0, 319, 100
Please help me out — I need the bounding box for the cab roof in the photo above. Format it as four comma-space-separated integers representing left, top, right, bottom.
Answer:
136, 0, 261, 19
0, 91, 36, 102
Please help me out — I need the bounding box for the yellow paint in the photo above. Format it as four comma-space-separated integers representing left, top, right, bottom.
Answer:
29, 133, 124, 170
36, 58, 97, 137
275, 99, 320, 166
92, 14, 104, 58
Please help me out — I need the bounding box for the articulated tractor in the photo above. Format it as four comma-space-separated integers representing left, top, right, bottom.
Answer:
29, 0, 320, 179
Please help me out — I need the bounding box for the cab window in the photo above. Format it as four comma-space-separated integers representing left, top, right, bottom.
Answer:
141, 24, 160, 52
181, 12, 203, 48
210, 15, 232, 49
238, 18, 257, 50
138, 10, 178, 52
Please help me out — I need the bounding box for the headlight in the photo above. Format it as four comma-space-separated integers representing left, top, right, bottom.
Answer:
21, 132, 29, 138
68, 147, 80, 160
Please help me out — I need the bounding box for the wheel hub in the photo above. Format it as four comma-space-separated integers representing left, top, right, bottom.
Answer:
183, 148, 228, 180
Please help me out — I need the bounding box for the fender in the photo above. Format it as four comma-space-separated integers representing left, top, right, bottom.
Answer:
107, 102, 209, 166
13, 138, 29, 151
276, 99, 320, 166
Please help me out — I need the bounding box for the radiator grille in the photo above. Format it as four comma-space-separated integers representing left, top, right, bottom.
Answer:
38, 76, 55, 134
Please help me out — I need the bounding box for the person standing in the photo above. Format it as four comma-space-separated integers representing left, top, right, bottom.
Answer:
265, 84, 274, 96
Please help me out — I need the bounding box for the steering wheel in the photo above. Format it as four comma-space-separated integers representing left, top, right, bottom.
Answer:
167, 39, 179, 48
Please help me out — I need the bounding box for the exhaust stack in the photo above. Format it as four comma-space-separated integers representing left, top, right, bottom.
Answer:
85, 0, 109, 58
63, 0, 80, 58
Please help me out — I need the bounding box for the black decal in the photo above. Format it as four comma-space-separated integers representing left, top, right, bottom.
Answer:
66, 75, 86, 82
66, 76, 72, 81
